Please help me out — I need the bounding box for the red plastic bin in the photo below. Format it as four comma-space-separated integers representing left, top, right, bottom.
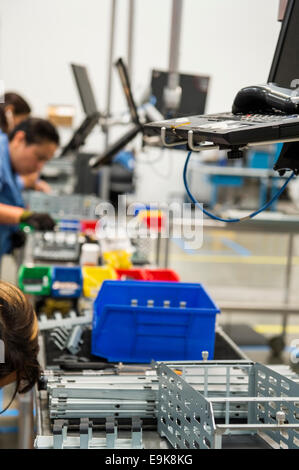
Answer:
80, 220, 98, 235
116, 268, 148, 281
144, 269, 180, 282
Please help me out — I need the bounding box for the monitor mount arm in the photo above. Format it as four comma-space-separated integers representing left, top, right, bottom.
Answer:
58, 112, 101, 158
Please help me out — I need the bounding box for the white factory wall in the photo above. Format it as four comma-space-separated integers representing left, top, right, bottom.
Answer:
0, 0, 281, 203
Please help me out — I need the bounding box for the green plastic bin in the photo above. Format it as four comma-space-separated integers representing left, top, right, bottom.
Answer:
18, 265, 52, 296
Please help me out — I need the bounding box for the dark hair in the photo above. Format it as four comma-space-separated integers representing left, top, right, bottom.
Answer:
0, 281, 40, 395
5, 92, 31, 116
9, 117, 60, 146
0, 92, 31, 134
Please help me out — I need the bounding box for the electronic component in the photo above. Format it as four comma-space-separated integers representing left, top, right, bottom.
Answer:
33, 231, 81, 262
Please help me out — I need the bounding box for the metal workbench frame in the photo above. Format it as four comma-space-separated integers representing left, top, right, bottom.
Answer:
34, 358, 299, 449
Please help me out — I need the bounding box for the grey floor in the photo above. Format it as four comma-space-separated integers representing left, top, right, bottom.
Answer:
156, 227, 299, 366
2, 222, 299, 448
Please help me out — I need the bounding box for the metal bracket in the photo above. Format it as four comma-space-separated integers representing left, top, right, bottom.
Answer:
53, 419, 68, 449
106, 416, 117, 449
50, 327, 70, 351
38, 310, 92, 331
131, 417, 142, 448
160, 126, 220, 152
187, 130, 219, 152
160, 126, 187, 147
66, 325, 84, 355
79, 418, 92, 449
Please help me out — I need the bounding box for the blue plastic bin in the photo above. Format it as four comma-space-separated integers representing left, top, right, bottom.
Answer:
58, 219, 81, 231
92, 281, 220, 363
51, 266, 83, 298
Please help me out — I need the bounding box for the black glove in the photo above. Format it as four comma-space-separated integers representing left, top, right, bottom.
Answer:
20, 210, 56, 231
10, 229, 27, 250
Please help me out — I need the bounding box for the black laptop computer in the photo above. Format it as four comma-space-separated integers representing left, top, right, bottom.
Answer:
144, 0, 299, 152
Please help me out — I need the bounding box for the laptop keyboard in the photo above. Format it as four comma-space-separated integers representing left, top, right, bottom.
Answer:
206, 112, 299, 123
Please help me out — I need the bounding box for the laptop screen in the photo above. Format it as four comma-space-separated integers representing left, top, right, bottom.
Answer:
268, 0, 299, 88
71, 64, 99, 116
115, 58, 141, 126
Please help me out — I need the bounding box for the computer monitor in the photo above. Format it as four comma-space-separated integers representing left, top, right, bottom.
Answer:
59, 64, 101, 157
150, 70, 210, 118
268, 0, 299, 175
268, 0, 299, 88
71, 63, 99, 116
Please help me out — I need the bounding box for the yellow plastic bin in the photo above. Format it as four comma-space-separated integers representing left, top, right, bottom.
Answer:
103, 250, 132, 269
82, 265, 118, 298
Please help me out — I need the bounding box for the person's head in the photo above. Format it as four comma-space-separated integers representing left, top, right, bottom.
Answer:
0, 281, 40, 399
0, 92, 31, 134
9, 117, 60, 175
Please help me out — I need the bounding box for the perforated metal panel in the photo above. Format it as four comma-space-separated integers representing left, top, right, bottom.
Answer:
157, 361, 299, 449
157, 364, 216, 449
254, 363, 299, 449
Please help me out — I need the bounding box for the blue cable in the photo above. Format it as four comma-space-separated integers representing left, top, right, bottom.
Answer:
183, 151, 296, 223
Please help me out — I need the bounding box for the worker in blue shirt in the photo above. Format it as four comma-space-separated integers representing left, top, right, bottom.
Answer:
0, 91, 52, 193
0, 117, 59, 258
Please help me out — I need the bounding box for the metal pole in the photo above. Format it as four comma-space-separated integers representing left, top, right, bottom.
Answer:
163, 0, 184, 113
105, 0, 118, 150
269, 232, 294, 357
164, 213, 171, 269
156, 233, 161, 267
18, 390, 34, 449
168, 0, 183, 78
127, 0, 135, 81
281, 233, 294, 339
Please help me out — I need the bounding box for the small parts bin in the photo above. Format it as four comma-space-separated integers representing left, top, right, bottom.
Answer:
82, 265, 118, 298
18, 265, 52, 295
51, 266, 83, 298
116, 268, 148, 281
116, 268, 180, 282
80, 220, 98, 236
144, 269, 180, 282
103, 250, 132, 270
92, 280, 220, 363
58, 219, 81, 232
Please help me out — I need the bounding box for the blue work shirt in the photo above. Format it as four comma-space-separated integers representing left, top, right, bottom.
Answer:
0, 131, 24, 257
